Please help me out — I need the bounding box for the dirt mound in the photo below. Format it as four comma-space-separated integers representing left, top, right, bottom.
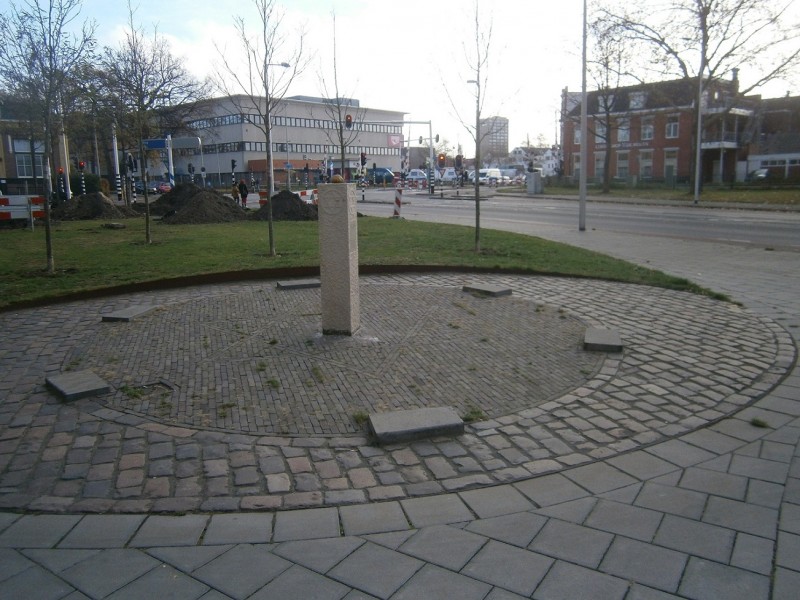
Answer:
250, 189, 318, 221
158, 183, 248, 225
50, 192, 139, 220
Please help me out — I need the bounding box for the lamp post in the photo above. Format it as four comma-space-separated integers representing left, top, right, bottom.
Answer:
264, 62, 290, 195
467, 79, 481, 251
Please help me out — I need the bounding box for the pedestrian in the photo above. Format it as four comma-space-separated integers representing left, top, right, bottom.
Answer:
231, 182, 240, 205
238, 179, 248, 208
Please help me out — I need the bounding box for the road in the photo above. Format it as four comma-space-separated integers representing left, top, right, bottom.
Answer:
354, 188, 800, 252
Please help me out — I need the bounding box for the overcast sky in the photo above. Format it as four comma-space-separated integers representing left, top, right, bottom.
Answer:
76, 0, 800, 152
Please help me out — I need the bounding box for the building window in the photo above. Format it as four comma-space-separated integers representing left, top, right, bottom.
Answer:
573, 127, 581, 145
639, 150, 653, 177
664, 149, 678, 179
595, 121, 607, 144
617, 119, 629, 143
594, 153, 605, 178
666, 116, 679, 139
630, 92, 647, 109
641, 118, 654, 141
617, 152, 629, 178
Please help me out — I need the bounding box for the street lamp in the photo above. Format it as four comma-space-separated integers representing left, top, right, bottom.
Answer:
265, 62, 290, 195
467, 79, 481, 251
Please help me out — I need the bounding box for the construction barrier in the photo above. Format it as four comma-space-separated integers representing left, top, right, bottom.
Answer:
392, 188, 402, 218
0, 196, 45, 221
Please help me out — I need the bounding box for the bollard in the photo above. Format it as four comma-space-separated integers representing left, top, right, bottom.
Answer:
392, 188, 402, 218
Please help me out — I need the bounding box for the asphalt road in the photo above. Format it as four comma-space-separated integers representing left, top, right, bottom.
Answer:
356, 189, 800, 251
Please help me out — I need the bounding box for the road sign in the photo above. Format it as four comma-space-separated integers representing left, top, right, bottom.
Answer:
143, 139, 166, 149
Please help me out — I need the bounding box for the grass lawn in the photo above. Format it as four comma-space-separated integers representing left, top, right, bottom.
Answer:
0, 216, 718, 310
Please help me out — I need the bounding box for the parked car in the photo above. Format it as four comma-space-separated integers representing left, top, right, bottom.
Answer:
477, 168, 502, 185
746, 168, 770, 182
366, 167, 394, 184
404, 169, 428, 184
156, 181, 173, 193
134, 181, 158, 194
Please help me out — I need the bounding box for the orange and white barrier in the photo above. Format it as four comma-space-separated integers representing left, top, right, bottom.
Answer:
392, 188, 402, 218
0, 196, 45, 221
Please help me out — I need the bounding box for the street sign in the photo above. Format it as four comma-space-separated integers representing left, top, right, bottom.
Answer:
284, 163, 292, 169
143, 139, 166, 149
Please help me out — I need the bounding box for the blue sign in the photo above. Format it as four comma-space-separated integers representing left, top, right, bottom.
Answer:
143, 139, 167, 149
284, 163, 292, 169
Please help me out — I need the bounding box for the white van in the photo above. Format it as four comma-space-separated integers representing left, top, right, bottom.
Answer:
436, 167, 458, 183
478, 168, 502, 185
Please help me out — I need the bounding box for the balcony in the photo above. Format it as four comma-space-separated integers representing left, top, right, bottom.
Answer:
701, 131, 742, 150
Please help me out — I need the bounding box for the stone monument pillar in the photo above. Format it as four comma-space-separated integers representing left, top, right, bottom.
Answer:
318, 182, 360, 335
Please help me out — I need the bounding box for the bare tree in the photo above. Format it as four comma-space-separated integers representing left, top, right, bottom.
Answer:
598, 0, 800, 194
103, 1, 211, 244
0, 0, 96, 273
214, 0, 308, 257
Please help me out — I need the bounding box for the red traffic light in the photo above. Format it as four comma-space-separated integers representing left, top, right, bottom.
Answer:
78, 161, 85, 171
345, 114, 353, 129
437, 153, 446, 168
58, 167, 64, 175
360, 152, 366, 166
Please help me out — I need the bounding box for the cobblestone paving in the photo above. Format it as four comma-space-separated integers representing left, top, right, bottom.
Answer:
0, 273, 793, 513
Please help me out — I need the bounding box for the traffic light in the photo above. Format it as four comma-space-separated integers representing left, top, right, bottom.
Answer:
78, 161, 85, 171
231, 159, 237, 171
419, 136, 423, 145
188, 163, 194, 174
455, 154, 463, 169
437, 153, 446, 168
360, 152, 366, 166
58, 167, 64, 175
345, 114, 352, 129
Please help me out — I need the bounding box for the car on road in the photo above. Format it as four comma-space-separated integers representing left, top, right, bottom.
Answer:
156, 181, 173, 193
477, 168, 502, 185
404, 169, 428, 185
135, 181, 158, 194
366, 167, 394, 184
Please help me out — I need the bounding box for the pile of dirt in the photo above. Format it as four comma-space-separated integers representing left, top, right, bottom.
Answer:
250, 189, 318, 221
50, 192, 139, 220
157, 183, 248, 225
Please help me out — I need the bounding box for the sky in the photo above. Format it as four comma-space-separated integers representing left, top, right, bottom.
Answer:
23, 0, 800, 153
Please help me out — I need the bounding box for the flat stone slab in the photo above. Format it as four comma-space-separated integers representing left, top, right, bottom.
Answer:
277, 278, 321, 290
462, 283, 512, 297
46, 370, 112, 401
101, 305, 155, 322
584, 327, 623, 353
369, 407, 464, 444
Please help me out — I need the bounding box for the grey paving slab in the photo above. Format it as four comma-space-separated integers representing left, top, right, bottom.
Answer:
273, 507, 340, 542
702, 496, 778, 539
458, 485, 535, 519
0, 548, 35, 582
461, 540, 552, 597
60, 548, 160, 599
776, 530, 800, 571
129, 514, 208, 547
192, 544, 292, 599
633, 482, 708, 519
400, 494, 474, 528
562, 462, 638, 495
0, 514, 81, 548
45, 369, 111, 401
729, 533, 775, 575
146, 545, 232, 573
462, 283, 512, 297
202, 513, 272, 545
532, 560, 629, 600
679, 466, 748, 500
249, 564, 350, 600
599, 537, 687, 592
513, 473, 590, 507
22, 548, 102, 574
339, 501, 408, 536
653, 514, 735, 562
583, 327, 623, 353
397, 524, 487, 570
678, 557, 770, 600
772, 566, 800, 600
585, 499, 663, 541
59, 515, 145, 549
105, 563, 209, 600
273, 537, 365, 573
606, 451, 679, 481
392, 563, 491, 600
528, 519, 613, 568
369, 407, 464, 444
327, 542, 424, 599
645, 439, 717, 468
535, 497, 597, 524
465, 512, 548, 548
276, 278, 321, 290
0, 564, 78, 600
729, 454, 790, 483
101, 305, 155, 322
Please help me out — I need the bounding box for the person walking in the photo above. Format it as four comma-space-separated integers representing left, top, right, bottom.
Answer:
231, 182, 240, 205
238, 179, 249, 209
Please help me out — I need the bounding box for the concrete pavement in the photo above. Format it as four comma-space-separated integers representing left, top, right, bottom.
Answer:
1, 203, 798, 599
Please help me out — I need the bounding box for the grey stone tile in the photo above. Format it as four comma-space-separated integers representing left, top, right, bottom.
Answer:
599, 537, 686, 592
776, 531, 800, 571
0, 514, 82, 548
459, 485, 535, 518
607, 451, 680, 480
730, 533, 775, 575
398, 525, 486, 570
484, 589, 528, 600
339, 501, 408, 536
634, 482, 707, 519
680, 428, 747, 455
532, 560, 629, 600
0, 548, 35, 582
392, 563, 491, 600
192, 544, 292, 599
645, 440, 716, 468
514, 473, 589, 507
585, 500, 662, 541
273, 507, 339, 542
129, 514, 208, 547
60, 548, 161, 599
400, 494, 473, 528
59, 515, 145, 548
679, 467, 748, 500
273, 537, 364, 573
678, 557, 770, 600
779, 501, 800, 534
702, 496, 778, 539
465, 512, 548, 547
0, 513, 20, 534
653, 514, 735, 562
362, 530, 415, 550
536, 497, 597, 524
729, 455, 789, 483
598, 482, 642, 504
562, 462, 637, 494
625, 584, 685, 599
747, 479, 784, 508
0, 564, 77, 600
147, 545, 232, 573
202, 513, 272, 545
105, 563, 209, 600
328, 542, 423, 599
461, 540, 552, 597
249, 564, 350, 600
773, 567, 800, 600
528, 519, 613, 568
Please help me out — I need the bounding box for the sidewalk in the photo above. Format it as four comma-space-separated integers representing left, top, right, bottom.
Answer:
0, 215, 798, 598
